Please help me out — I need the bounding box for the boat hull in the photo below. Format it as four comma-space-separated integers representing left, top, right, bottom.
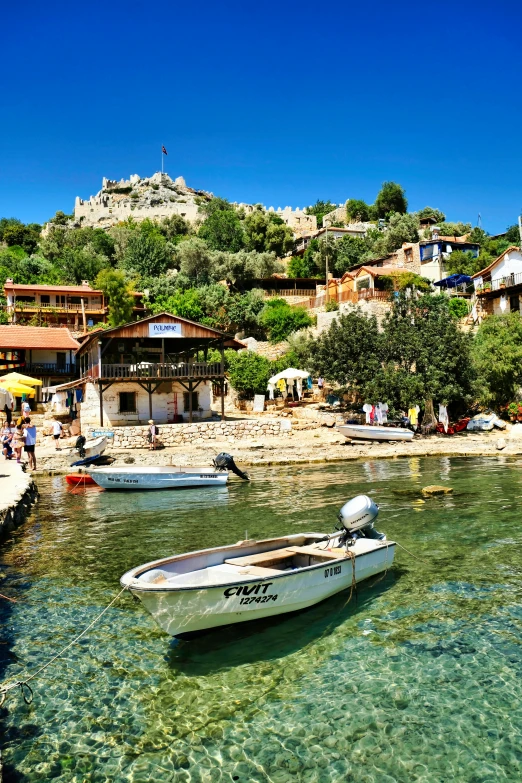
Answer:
89, 466, 229, 490
65, 473, 96, 486
122, 539, 395, 636
337, 424, 414, 442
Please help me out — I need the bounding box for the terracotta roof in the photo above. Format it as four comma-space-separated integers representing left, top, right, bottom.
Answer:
355, 265, 402, 277
0, 326, 80, 350
4, 282, 102, 294
471, 246, 522, 279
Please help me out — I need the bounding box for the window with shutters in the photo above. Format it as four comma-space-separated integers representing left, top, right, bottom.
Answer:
183, 392, 199, 411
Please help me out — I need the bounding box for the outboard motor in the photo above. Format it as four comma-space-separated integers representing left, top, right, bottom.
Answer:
337, 495, 384, 546
75, 435, 86, 459
213, 452, 250, 481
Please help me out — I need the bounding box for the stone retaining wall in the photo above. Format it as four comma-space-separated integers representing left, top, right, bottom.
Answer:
0, 464, 38, 542
85, 418, 292, 449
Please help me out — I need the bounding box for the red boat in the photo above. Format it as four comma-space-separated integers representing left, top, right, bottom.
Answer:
65, 473, 96, 487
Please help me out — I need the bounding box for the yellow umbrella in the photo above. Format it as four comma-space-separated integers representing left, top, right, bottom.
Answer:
0, 379, 36, 397
0, 371, 42, 386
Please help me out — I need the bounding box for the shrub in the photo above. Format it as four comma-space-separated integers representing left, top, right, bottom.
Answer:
130, 192, 139, 200
227, 351, 272, 398
448, 297, 469, 319
151, 184, 159, 190
260, 298, 314, 343
325, 300, 339, 312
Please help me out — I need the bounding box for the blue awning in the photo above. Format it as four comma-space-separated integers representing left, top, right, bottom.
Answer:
434, 274, 472, 288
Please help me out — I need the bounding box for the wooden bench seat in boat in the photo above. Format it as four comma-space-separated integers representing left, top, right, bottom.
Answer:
286, 545, 347, 559
224, 548, 294, 568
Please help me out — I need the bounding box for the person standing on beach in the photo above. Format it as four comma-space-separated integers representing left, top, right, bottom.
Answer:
148, 419, 158, 451
22, 399, 31, 418
53, 419, 63, 450
11, 424, 23, 463
4, 394, 13, 426
317, 376, 325, 400
22, 417, 37, 470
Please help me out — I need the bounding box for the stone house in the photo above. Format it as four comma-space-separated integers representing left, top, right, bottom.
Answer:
61, 312, 244, 430
472, 246, 522, 317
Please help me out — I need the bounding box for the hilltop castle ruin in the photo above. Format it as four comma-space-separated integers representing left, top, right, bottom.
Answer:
73, 172, 317, 235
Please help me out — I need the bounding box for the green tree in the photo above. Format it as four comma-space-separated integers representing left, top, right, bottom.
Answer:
96, 269, 135, 326
150, 288, 205, 322
374, 182, 407, 218
0, 217, 23, 243
472, 313, 522, 407
505, 224, 521, 245
122, 230, 173, 278
260, 298, 314, 343
444, 250, 482, 277
228, 289, 266, 335
310, 310, 382, 392
448, 298, 469, 319
213, 250, 282, 289
417, 207, 446, 224
436, 221, 471, 238
305, 200, 338, 228
199, 198, 245, 252
227, 351, 272, 398
244, 210, 294, 256
346, 199, 371, 222
61, 244, 111, 284
176, 237, 214, 283
367, 293, 474, 410
158, 214, 191, 242
384, 212, 419, 251
332, 236, 369, 275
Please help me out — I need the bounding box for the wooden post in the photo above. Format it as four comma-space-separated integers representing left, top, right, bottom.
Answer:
148, 382, 153, 420
98, 380, 104, 426
189, 380, 193, 423
220, 340, 225, 422
80, 298, 87, 333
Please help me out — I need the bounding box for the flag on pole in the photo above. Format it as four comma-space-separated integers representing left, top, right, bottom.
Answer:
162, 146, 168, 155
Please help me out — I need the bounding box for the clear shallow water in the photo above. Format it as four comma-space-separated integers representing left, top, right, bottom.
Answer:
2, 457, 522, 782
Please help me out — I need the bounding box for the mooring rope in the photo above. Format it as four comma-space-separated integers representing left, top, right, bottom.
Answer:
394, 540, 430, 565
0, 586, 128, 707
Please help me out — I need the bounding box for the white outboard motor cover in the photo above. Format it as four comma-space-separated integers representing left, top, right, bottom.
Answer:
338, 495, 379, 532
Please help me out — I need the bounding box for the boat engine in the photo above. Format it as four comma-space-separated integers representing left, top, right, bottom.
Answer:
337, 495, 384, 546
213, 452, 250, 481
75, 435, 86, 459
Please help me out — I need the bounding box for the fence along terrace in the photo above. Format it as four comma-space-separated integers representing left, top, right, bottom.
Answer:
75, 312, 245, 428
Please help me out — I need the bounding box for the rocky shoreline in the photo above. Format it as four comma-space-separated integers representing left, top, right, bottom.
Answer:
33, 426, 522, 474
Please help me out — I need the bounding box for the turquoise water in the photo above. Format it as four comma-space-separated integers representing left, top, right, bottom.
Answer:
2, 456, 522, 782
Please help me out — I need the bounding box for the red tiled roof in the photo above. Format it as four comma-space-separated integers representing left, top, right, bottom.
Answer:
355, 265, 402, 277
4, 282, 102, 294
0, 326, 80, 350
471, 246, 521, 279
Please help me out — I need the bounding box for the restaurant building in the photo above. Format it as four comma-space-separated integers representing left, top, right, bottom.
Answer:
0, 325, 80, 399
70, 312, 244, 428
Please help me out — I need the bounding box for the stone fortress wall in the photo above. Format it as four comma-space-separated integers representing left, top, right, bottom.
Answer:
73, 172, 206, 228
72, 171, 318, 235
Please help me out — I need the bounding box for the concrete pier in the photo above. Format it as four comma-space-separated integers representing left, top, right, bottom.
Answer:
0, 460, 38, 541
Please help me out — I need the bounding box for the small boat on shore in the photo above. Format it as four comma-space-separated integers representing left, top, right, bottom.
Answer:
90, 453, 249, 491
65, 473, 97, 487
120, 495, 395, 637
337, 424, 414, 442
69, 436, 108, 466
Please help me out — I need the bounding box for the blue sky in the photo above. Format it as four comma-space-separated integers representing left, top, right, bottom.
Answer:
1, 0, 521, 233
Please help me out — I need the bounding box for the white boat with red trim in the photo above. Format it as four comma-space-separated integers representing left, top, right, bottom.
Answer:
120, 495, 395, 637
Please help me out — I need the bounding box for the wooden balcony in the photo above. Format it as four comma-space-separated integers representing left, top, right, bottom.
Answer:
10, 302, 106, 314
24, 362, 76, 376
84, 361, 223, 381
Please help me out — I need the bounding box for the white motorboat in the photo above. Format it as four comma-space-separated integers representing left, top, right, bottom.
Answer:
337, 424, 414, 442
69, 435, 108, 466
120, 495, 395, 637
90, 452, 249, 491
90, 465, 230, 490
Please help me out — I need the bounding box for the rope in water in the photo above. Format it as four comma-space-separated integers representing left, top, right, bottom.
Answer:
394, 540, 430, 565
0, 586, 128, 707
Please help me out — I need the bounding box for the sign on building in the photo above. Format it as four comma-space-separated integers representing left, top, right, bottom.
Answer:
148, 323, 182, 338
